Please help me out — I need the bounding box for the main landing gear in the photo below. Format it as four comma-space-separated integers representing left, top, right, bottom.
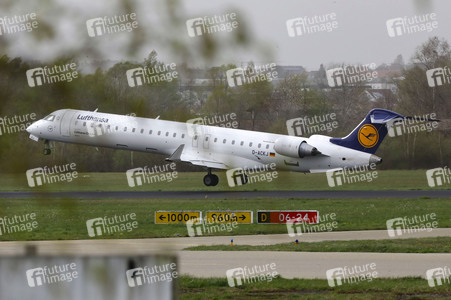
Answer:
43, 140, 51, 155
203, 168, 219, 186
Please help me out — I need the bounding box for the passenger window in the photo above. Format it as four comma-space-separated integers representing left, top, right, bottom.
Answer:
141, 129, 144, 134
240, 141, 244, 146
158, 131, 161, 135
149, 130, 152, 134
132, 128, 136, 133
258, 143, 261, 148
173, 133, 176, 137
223, 139, 226, 144
249, 142, 253, 147
165, 132, 169, 136
124, 127, 127, 132
83, 122, 86, 127
115, 126, 119, 131
205, 136, 209, 141
182, 134, 185, 138
266, 144, 269, 149
232, 140, 235, 145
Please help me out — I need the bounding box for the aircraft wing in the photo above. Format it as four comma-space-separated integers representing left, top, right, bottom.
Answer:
166, 144, 230, 170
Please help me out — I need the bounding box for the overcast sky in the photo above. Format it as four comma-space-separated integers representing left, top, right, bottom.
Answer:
1, 0, 450, 71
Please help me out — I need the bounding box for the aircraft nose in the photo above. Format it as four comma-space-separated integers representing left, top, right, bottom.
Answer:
26, 123, 34, 134
26, 121, 39, 134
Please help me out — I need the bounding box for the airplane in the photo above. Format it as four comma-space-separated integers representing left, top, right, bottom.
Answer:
26, 108, 418, 186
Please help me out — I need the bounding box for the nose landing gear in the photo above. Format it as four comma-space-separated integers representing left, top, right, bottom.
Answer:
43, 140, 51, 155
203, 168, 219, 186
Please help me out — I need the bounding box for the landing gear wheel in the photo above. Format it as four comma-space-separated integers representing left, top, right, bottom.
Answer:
43, 148, 51, 155
211, 174, 219, 186
204, 168, 219, 186
203, 174, 213, 186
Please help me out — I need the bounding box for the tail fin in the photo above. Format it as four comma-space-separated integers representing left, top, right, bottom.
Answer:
329, 109, 405, 154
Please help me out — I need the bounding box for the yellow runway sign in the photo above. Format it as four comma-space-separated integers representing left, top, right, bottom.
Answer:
155, 211, 201, 224
205, 211, 253, 224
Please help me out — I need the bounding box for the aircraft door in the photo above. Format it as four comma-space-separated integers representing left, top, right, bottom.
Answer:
203, 134, 211, 149
192, 135, 199, 148
60, 110, 76, 137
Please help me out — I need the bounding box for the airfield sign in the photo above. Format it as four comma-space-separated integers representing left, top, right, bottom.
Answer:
205, 211, 253, 224
257, 210, 319, 224
155, 211, 202, 224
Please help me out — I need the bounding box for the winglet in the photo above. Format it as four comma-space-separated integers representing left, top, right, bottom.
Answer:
166, 144, 185, 161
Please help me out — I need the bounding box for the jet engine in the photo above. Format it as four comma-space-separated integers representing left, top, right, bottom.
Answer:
274, 136, 321, 158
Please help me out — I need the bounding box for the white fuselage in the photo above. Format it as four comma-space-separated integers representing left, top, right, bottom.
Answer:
27, 109, 376, 172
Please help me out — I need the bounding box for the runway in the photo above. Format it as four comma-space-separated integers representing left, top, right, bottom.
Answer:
179, 251, 450, 279
0, 190, 450, 199
0, 229, 449, 278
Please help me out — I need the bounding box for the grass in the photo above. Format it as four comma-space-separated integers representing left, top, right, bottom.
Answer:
0, 197, 449, 241
185, 237, 451, 253
0, 170, 450, 192
178, 276, 451, 299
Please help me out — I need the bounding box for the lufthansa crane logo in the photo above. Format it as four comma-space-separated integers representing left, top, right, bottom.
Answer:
358, 124, 379, 148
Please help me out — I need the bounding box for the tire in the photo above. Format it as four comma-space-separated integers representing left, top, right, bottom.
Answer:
211, 174, 219, 186
203, 174, 212, 186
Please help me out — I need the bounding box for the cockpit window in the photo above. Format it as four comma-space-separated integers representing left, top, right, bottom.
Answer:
44, 115, 55, 121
